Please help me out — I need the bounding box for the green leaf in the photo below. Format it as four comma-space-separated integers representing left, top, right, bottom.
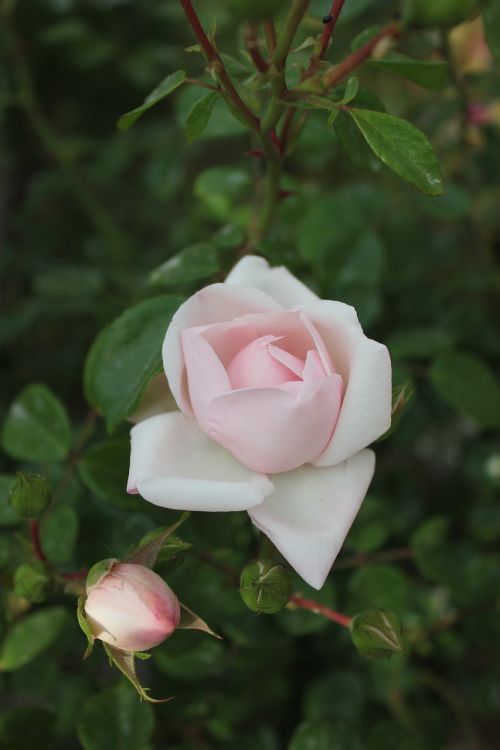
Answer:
348, 565, 412, 613
350, 610, 405, 659
84, 295, 183, 431
184, 91, 219, 143
117, 70, 186, 130
0, 606, 69, 671
289, 720, 363, 750
150, 243, 220, 287
194, 166, 251, 222
40, 505, 79, 563
102, 645, 171, 704
430, 351, 500, 428
0, 708, 55, 750
369, 53, 449, 90
239, 559, 293, 614
77, 683, 155, 750
0, 474, 19, 526
347, 109, 443, 195
388, 327, 453, 360
126, 513, 190, 568
78, 438, 142, 510
1, 384, 72, 463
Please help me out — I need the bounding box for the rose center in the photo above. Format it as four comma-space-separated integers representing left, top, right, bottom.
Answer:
227, 335, 314, 389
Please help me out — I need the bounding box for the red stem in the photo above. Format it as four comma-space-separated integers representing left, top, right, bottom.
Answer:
263, 20, 277, 54
29, 519, 47, 563
244, 24, 269, 73
306, 0, 347, 75
289, 594, 352, 628
179, 0, 260, 131
322, 22, 399, 90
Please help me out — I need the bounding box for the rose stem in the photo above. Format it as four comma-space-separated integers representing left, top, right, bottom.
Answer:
288, 594, 353, 628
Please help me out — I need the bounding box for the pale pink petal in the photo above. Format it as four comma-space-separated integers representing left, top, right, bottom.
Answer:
299, 311, 334, 375
181, 328, 231, 418
267, 344, 305, 378
163, 284, 282, 414
203, 374, 343, 473
128, 412, 273, 511
302, 350, 327, 382
227, 336, 301, 388
225, 255, 319, 308
301, 300, 392, 467
248, 449, 376, 589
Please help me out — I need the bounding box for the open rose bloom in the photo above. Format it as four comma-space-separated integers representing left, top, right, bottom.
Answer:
128, 256, 392, 589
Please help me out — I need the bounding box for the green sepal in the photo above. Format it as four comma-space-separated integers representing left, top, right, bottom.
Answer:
85, 558, 118, 594
103, 644, 172, 703
77, 596, 95, 659
376, 382, 415, 442
178, 603, 222, 639
125, 512, 190, 569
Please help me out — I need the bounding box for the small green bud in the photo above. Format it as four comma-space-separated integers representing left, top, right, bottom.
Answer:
240, 559, 292, 614
85, 558, 118, 593
8, 473, 51, 518
350, 609, 406, 660
14, 562, 52, 603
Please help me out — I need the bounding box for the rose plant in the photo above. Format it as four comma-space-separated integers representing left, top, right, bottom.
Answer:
128, 255, 392, 589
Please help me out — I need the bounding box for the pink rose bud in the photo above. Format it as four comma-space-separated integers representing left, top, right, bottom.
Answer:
84, 563, 180, 652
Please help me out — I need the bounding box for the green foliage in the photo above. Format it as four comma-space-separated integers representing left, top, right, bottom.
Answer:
2, 0, 500, 747
1, 385, 71, 463
84, 296, 183, 430
347, 109, 444, 195
117, 71, 187, 131
149, 243, 221, 287
430, 350, 500, 427
77, 683, 154, 750
0, 607, 70, 671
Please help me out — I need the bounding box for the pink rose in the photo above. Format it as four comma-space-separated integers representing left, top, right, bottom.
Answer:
128, 256, 392, 589
84, 563, 180, 652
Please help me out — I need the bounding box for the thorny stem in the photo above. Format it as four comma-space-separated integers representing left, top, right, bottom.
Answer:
179, 0, 260, 131
306, 0, 347, 75
288, 595, 352, 628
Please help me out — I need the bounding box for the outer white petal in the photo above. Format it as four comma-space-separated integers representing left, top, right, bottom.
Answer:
128, 412, 274, 512
249, 450, 375, 589
225, 255, 319, 308
300, 300, 392, 467
163, 283, 282, 414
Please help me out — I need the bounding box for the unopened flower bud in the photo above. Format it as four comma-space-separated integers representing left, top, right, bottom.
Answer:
9, 473, 51, 518
240, 559, 292, 614
84, 562, 180, 652
14, 561, 51, 603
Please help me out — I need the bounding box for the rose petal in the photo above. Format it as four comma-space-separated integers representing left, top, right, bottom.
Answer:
301, 300, 392, 466
248, 449, 376, 589
163, 283, 282, 414
128, 412, 273, 511
204, 374, 343, 473
225, 255, 319, 308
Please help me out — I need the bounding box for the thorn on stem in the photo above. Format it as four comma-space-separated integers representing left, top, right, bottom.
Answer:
322, 14, 333, 24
